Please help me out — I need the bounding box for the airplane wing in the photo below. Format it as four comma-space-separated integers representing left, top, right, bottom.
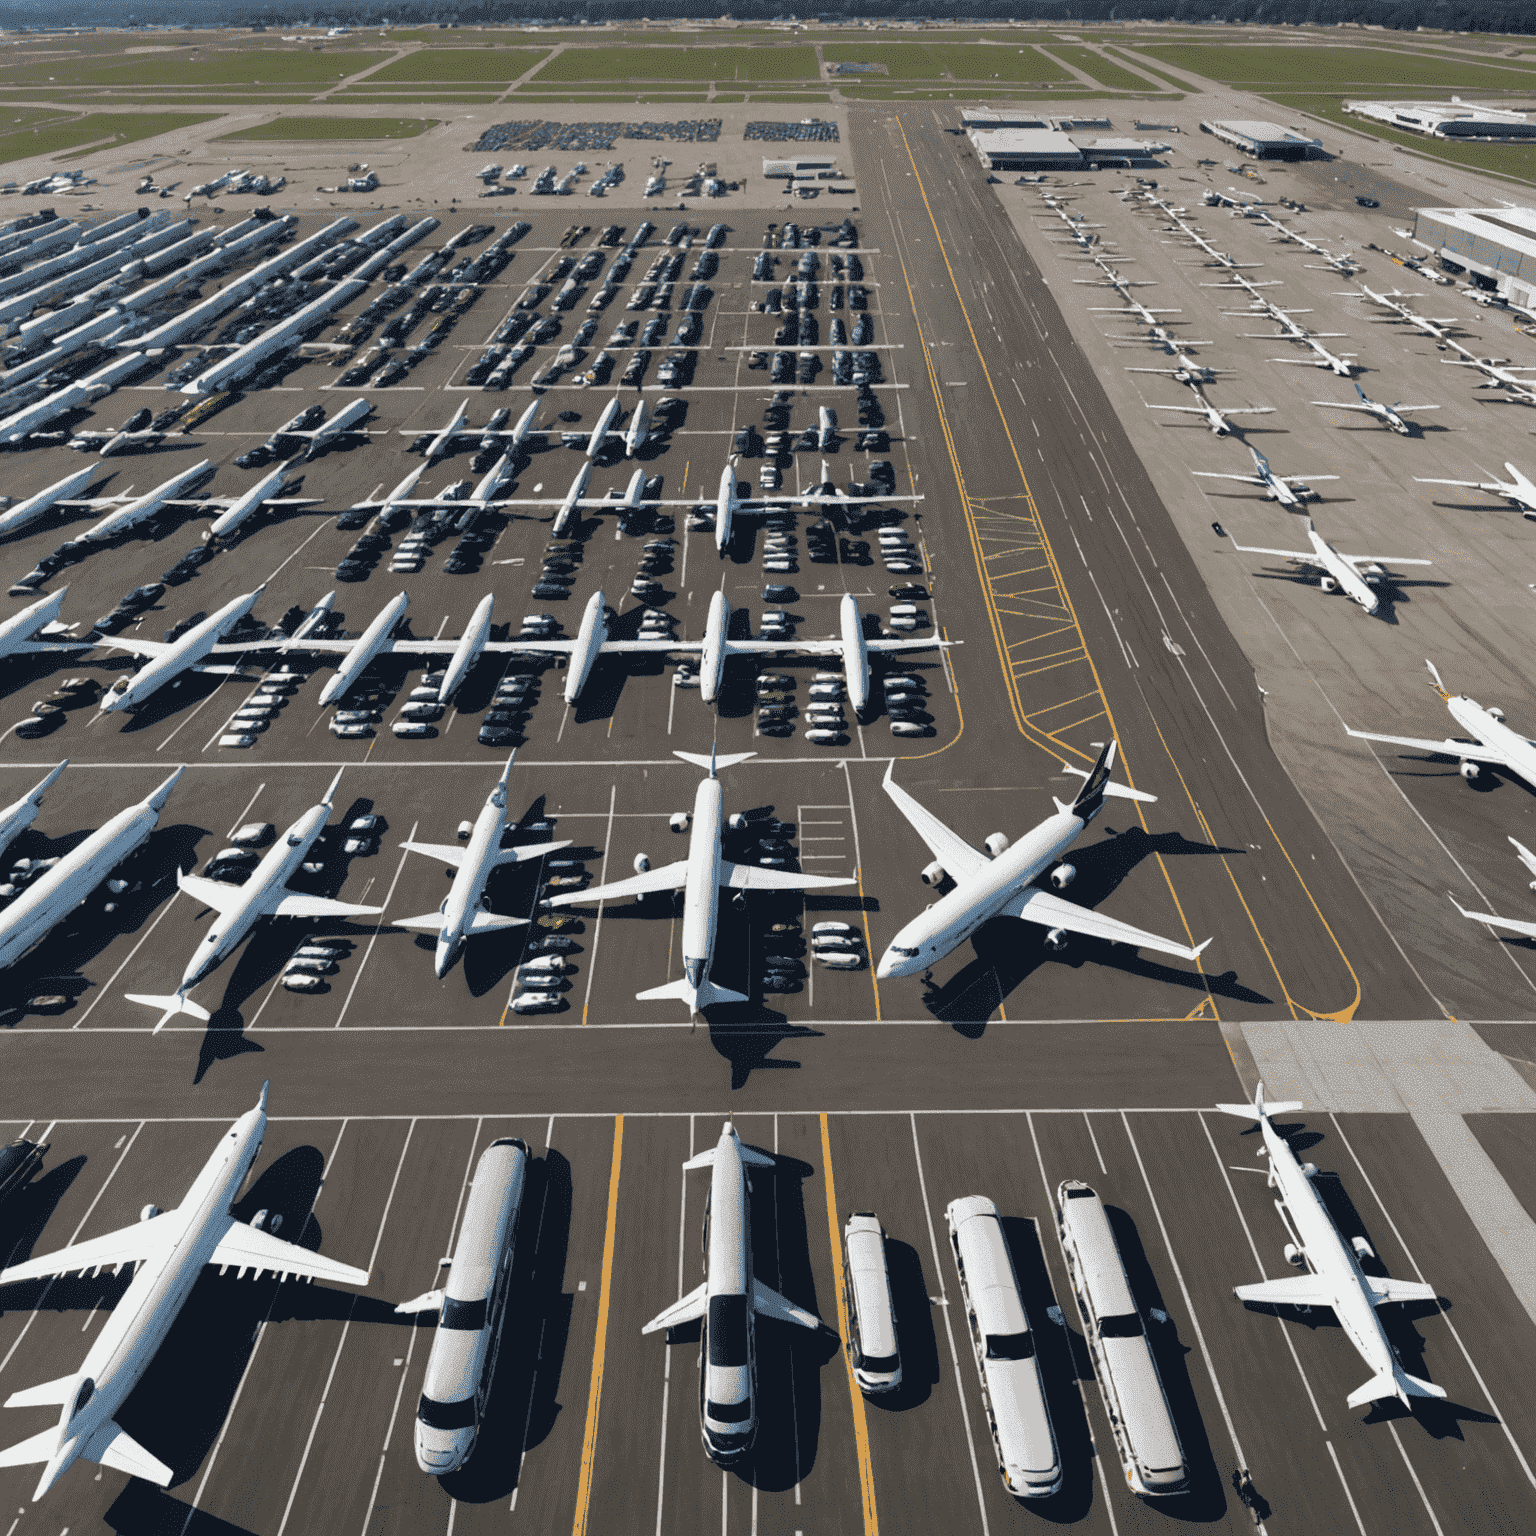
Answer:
1450, 895, 1536, 940
1310, 400, 1370, 411
208, 1219, 369, 1285
1395, 405, 1439, 413
1225, 539, 1319, 563
178, 870, 248, 915
0, 1215, 176, 1284
1191, 473, 1262, 484
1414, 477, 1485, 490
1279, 475, 1339, 483
271, 894, 385, 920
545, 859, 689, 907
600, 639, 703, 654
1339, 554, 1433, 567
752, 1278, 824, 1332
94, 636, 172, 659
1001, 886, 1211, 962
1346, 727, 1507, 762
642, 1280, 709, 1334
495, 838, 572, 865
881, 766, 989, 883
402, 839, 467, 868
1235, 1274, 1334, 1308
720, 861, 857, 892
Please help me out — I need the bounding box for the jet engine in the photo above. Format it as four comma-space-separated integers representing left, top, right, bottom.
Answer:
1300, 1161, 1318, 1179
920, 860, 946, 887
1283, 1242, 1305, 1267
1459, 760, 1481, 781
669, 811, 690, 832
634, 853, 652, 874
1351, 1235, 1375, 1260
1488, 706, 1506, 721
984, 833, 1010, 858
140, 1204, 160, 1222
1044, 927, 1068, 952
1050, 863, 1076, 890
1319, 575, 1337, 593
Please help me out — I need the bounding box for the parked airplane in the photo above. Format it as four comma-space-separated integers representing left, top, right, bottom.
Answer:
0, 1083, 370, 1500
0, 466, 107, 541
1359, 285, 1461, 340
205, 459, 321, 541
1148, 394, 1274, 436
1213, 518, 1431, 616
584, 394, 623, 459
125, 768, 383, 1029
1451, 837, 1536, 941
393, 753, 571, 977
1442, 353, 1536, 403
1193, 445, 1336, 507
1311, 384, 1437, 436
1216, 1085, 1442, 1410
73, 460, 216, 545
1127, 359, 1218, 386
0, 761, 66, 865
97, 587, 266, 715
0, 588, 93, 663
402, 399, 544, 463
66, 408, 165, 458
624, 397, 652, 457
543, 748, 856, 1015
875, 744, 1210, 981
289, 397, 373, 461
642, 1120, 825, 1464
1414, 461, 1536, 516
0, 767, 183, 973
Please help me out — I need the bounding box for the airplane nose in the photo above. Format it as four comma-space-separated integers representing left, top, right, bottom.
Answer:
875, 955, 896, 980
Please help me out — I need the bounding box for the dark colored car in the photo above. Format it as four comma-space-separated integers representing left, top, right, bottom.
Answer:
0, 1138, 47, 1201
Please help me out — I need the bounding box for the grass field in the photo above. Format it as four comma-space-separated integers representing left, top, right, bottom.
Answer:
1103, 48, 1201, 90
1268, 93, 1536, 186
0, 48, 391, 90
530, 45, 818, 85
361, 48, 549, 84
821, 41, 1070, 83
1131, 43, 1536, 91
0, 107, 70, 129
217, 116, 437, 142
1042, 45, 1159, 92
0, 110, 217, 166
335, 94, 502, 105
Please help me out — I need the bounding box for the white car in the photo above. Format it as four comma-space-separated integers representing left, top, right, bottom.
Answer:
884, 560, 922, 574
295, 944, 347, 961
331, 721, 374, 739
812, 934, 862, 953
888, 616, 920, 632
809, 683, 844, 701
231, 822, 274, 847
399, 701, 444, 722
891, 721, 933, 737
805, 728, 845, 745
219, 733, 258, 749
228, 716, 269, 732
521, 953, 571, 975
282, 972, 328, 993
285, 957, 338, 976
817, 950, 866, 969
812, 920, 855, 936
350, 814, 381, 833
512, 991, 568, 1014
392, 720, 435, 737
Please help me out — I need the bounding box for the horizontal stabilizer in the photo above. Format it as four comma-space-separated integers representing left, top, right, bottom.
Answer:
272, 894, 384, 921
740, 1144, 774, 1168
674, 749, 755, 772
1215, 1099, 1303, 1120
643, 1280, 708, 1334
395, 1288, 444, 1315
1235, 1275, 1332, 1309
1346, 1369, 1445, 1409
3, 1376, 77, 1410
0, 1429, 55, 1469
682, 1149, 716, 1172
1369, 1277, 1438, 1305
636, 976, 748, 1008
124, 992, 211, 1032
753, 1279, 825, 1333
468, 909, 527, 934
85, 1422, 173, 1487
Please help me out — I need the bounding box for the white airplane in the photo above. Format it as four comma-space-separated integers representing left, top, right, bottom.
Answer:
66, 462, 316, 548
1216, 1085, 1442, 1410
66, 409, 164, 458
0, 761, 66, 865
97, 586, 266, 715
1193, 445, 1336, 508
73, 459, 215, 545
0, 588, 93, 663
1450, 837, 1536, 941
543, 748, 856, 1015
0, 1083, 369, 1500
642, 1120, 824, 1465
403, 400, 544, 463
875, 744, 1210, 981
125, 769, 383, 1030
1360, 285, 1460, 340
1346, 659, 1536, 792
624, 397, 652, 457
393, 753, 571, 977
1441, 352, 1536, 403
1311, 384, 1437, 436
1414, 461, 1536, 516
584, 394, 623, 460
410, 400, 469, 462
1297, 337, 1359, 377
1148, 394, 1274, 436
817, 405, 837, 451
205, 459, 320, 541
289, 396, 373, 460
0, 466, 108, 541
0, 767, 183, 973
1127, 359, 1218, 386
1213, 517, 1430, 616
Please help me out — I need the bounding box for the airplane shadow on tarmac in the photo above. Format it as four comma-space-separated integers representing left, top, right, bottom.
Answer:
441, 1148, 575, 1503
0, 1154, 86, 1273
920, 826, 1268, 1033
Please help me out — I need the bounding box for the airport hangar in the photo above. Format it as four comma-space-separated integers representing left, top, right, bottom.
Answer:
1345, 99, 1536, 141
1197, 118, 1322, 160
1413, 204, 1536, 311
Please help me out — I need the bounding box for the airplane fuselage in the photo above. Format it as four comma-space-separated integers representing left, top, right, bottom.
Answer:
101, 587, 264, 714
0, 588, 70, 661
879, 808, 1088, 978
437, 785, 511, 977
319, 591, 408, 706
681, 776, 726, 989
698, 1126, 758, 1463
1452, 695, 1536, 790
563, 591, 608, 705
1309, 530, 1379, 613
440, 593, 494, 704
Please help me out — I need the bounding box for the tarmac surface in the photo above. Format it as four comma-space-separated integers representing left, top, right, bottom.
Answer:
0, 95, 1531, 1536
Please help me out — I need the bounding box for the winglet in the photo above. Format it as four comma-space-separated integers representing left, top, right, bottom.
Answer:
1425, 658, 1449, 698
146, 766, 185, 812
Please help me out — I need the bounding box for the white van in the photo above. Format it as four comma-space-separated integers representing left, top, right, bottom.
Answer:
843, 1212, 902, 1394
946, 1196, 1061, 1499
1055, 1180, 1187, 1496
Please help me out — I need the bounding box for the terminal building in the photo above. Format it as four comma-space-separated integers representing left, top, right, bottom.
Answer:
968, 127, 1167, 172
1345, 99, 1536, 141
1197, 119, 1322, 160
762, 156, 838, 179
1412, 205, 1536, 310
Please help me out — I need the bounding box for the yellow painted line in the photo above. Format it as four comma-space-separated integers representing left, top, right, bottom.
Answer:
679, 457, 691, 498
820, 1114, 880, 1536
856, 866, 882, 1021
571, 1115, 624, 1536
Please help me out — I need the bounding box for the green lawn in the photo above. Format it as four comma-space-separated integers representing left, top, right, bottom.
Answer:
217, 116, 437, 142
821, 41, 1070, 83
0, 106, 71, 129
1132, 43, 1536, 91
337, 94, 502, 105
0, 48, 390, 89
1267, 93, 1536, 186
530, 45, 819, 84
1042, 45, 1159, 92
1103, 48, 1200, 90
0, 110, 217, 165
360, 48, 549, 83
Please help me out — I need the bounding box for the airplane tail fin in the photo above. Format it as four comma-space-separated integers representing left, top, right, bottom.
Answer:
1346, 1368, 1445, 1410
1059, 745, 1157, 807
636, 976, 749, 1011
124, 992, 211, 1032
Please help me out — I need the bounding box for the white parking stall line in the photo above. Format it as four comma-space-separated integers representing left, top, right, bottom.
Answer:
654, 1114, 692, 1536
332, 822, 418, 1029
225, 783, 268, 837
1326, 1440, 1370, 1536
71, 884, 186, 1029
